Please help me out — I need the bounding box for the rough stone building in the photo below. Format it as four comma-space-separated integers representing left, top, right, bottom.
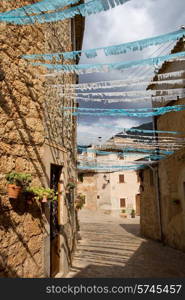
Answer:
0, 1, 84, 277
78, 146, 141, 215
139, 37, 185, 251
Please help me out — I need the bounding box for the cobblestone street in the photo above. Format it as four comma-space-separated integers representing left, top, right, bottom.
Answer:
66, 209, 185, 278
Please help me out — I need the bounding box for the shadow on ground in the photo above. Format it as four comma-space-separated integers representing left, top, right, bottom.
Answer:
69, 239, 185, 278
119, 223, 141, 237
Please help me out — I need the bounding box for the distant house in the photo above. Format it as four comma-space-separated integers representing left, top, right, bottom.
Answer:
77, 141, 142, 216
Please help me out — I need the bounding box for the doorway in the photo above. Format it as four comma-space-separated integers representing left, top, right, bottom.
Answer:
50, 164, 63, 277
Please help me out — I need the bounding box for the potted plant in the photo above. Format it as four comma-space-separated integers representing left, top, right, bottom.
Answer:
6, 172, 32, 199
131, 209, 136, 218
67, 181, 76, 191
25, 187, 57, 203
120, 209, 127, 218
75, 194, 85, 210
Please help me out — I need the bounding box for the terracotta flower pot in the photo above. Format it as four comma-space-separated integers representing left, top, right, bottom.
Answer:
41, 196, 47, 203
7, 184, 22, 199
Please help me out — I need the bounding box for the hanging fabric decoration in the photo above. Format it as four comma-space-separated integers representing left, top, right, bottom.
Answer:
79, 149, 166, 160
64, 104, 185, 117
72, 94, 185, 103
31, 51, 185, 74
0, 0, 80, 17
50, 77, 185, 91
104, 142, 182, 150
58, 88, 185, 98
124, 128, 184, 135
78, 164, 146, 171
78, 145, 174, 155
22, 29, 185, 61
112, 134, 185, 141
117, 139, 185, 147
0, 0, 130, 25
158, 70, 185, 80
102, 147, 174, 155
88, 125, 184, 135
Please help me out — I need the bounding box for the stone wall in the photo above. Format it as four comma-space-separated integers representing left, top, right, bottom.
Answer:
140, 38, 185, 251
139, 168, 161, 241
158, 148, 185, 251
140, 147, 185, 251
0, 1, 84, 277
78, 173, 98, 211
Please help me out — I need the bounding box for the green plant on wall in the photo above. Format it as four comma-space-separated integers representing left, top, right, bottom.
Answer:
75, 193, 85, 210
25, 186, 57, 202
6, 172, 32, 187
67, 181, 76, 190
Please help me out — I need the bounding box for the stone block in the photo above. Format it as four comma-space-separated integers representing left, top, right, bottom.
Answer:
23, 214, 42, 239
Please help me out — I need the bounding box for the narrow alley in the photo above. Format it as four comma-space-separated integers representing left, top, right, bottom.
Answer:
67, 209, 185, 278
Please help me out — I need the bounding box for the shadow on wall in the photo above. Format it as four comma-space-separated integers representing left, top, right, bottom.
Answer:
0, 79, 54, 186
0, 251, 20, 278
0, 196, 46, 277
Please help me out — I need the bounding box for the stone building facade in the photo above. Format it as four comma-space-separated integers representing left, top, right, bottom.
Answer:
78, 148, 141, 215
0, 1, 84, 277
139, 38, 185, 251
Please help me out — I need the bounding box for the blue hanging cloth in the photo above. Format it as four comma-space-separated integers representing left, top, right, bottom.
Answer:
0, 0, 80, 17
78, 146, 174, 155
0, 0, 131, 25
65, 104, 185, 117
22, 29, 185, 61
31, 51, 185, 74
78, 164, 147, 171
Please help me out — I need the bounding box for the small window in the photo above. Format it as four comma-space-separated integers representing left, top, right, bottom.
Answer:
120, 198, 126, 208
118, 155, 124, 160
78, 173, 83, 182
97, 195, 100, 199
119, 174, 125, 183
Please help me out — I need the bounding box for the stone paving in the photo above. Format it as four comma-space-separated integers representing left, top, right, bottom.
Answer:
66, 209, 185, 278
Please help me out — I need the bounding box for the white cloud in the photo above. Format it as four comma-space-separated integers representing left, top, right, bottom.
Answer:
77, 0, 185, 144
77, 117, 140, 145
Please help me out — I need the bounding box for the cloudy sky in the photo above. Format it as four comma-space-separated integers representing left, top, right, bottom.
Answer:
77, 0, 185, 145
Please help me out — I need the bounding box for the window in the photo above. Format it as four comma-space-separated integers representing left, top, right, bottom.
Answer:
78, 173, 83, 182
97, 195, 100, 199
120, 198, 126, 208
119, 174, 125, 183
